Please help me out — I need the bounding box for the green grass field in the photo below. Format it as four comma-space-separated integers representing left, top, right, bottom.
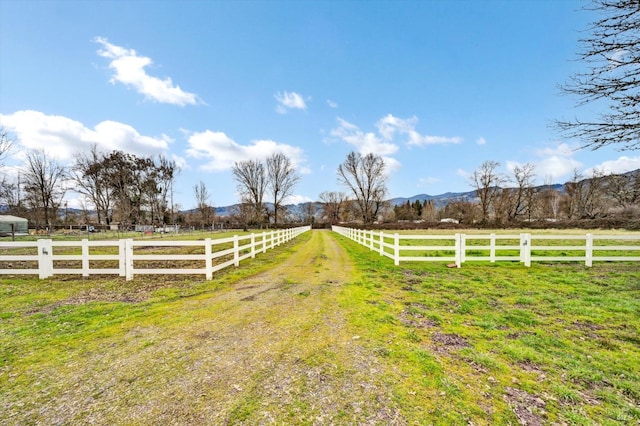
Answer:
337, 233, 640, 424
1, 230, 639, 424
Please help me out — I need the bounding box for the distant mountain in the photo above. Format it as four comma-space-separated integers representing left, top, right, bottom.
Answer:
388, 191, 477, 208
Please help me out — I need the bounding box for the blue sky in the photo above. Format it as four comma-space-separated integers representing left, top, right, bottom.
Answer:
1, 0, 639, 210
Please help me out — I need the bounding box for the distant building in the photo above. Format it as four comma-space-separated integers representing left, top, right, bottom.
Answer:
440, 218, 459, 224
0, 215, 29, 236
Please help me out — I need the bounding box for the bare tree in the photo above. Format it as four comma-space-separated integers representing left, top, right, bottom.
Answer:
605, 169, 640, 209
266, 152, 300, 225
0, 176, 24, 216
537, 175, 561, 220
232, 159, 267, 226
232, 202, 255, 231
193, 180, 215, 229
337, 151, 387, 224
318, 191, 348, 224
421, 200, 438, 221
0, 127, 15, 209
556, 0, 640, 150
303, 202, 316, 225
498, 163, 536, 222
470, 160, 505, 223
564, 168, 608, 219
0, 126, 13, 165
443, 199, 479, 224
23, 149, 67, 229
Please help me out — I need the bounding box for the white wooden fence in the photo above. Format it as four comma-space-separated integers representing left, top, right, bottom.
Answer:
0, 226, 311, 280
332, 226, 640, 267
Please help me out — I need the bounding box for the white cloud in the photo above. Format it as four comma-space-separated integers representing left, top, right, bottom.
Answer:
376, 114, 462, 146
331, 117, 399, 156
0, 110, 171, 161
476, 137, 486, 145
327, 99, 338, 109
0, 164, 22, 181
536, 155, 582, 180
95, 36, 200, 106
383, 156, 402, 174
535, 142, 576, 158
505, 160, 521, 174
376, 114, 417, 140
330, 114, 461, 174
532, 142, 582, 181
586, 156, 640, 175
274, 91, 307, 114
185, 130, 308, 173
172, 154, 189, 171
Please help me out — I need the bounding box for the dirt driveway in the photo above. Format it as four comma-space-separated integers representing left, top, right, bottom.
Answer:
11, 230, 404, 425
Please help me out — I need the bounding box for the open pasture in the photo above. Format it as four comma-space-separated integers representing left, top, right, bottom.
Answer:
334, 226, 640, 267
1, 230, 639, 424
0, 227, 309, 280
335, 231, 640, 424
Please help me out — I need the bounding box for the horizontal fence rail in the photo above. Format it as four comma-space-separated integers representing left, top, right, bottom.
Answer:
0, 226, 311, 280
332, 226, 640, 268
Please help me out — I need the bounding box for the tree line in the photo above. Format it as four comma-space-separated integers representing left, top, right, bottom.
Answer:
0, 141, 178, 230
322, 155, 639, 226
0, 138, 638, 230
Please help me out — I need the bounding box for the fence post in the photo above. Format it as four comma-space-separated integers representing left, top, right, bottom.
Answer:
37, 239, 53, 279
251, 233, 256, 258
520, 233, 531, 267
205, 238, 213, 280
82, 239, 89, 277
263, 232, 268, 253
585, 233, 593, 267
233, 235, 240, 267
369, 230, 374, 251
125, 238, 134, 281
379, 231, 384, 257
490, 233, 496, 263
118, 239, 126, 277
460, 233, 466, 265
454, 233, 461, 268
394, 233, 400, 266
